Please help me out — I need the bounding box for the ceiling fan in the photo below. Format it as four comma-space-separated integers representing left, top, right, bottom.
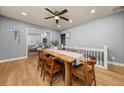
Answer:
44, 8, 72, 24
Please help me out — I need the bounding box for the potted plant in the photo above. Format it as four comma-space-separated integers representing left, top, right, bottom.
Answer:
51, 40, 59, 50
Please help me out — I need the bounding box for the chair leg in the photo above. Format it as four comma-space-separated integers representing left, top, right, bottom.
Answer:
93, 71, 96, 86
43, 68, 46, 81
94, 80, 96, 86
62, 74, 64, 81
61, 63, 65, 81
37, 63, 39, 71
93, 77, 96, 86
40, 62, 44, 77
62, 69, 65, 81
49, 73, 53, 86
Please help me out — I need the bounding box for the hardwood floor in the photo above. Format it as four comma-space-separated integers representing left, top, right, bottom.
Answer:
0, 54, 124, 86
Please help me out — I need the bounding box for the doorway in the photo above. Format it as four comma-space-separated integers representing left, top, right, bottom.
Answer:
26, 28, 52, 56
60, 34, 66, 46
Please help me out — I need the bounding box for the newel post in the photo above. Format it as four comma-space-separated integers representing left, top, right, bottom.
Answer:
104, 45, 108, 69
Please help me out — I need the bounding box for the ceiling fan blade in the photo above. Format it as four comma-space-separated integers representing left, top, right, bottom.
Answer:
45, 8, 55, 15
44, 16, 55, 19
56, 20, 59, 24
58, 9, 68, 15
60, 16, 69, 21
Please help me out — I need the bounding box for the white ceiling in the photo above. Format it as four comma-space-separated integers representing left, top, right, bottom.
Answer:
0, 6, 123, 31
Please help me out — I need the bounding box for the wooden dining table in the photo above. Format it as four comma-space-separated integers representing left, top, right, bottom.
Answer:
43, 49, 84, 86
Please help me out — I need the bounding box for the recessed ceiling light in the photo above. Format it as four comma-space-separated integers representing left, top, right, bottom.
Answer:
57, 25, 61, 28
69, 20, 72, 23
90, 9, 95, 14
22, 12, 27, 16
54, 16, 59, 20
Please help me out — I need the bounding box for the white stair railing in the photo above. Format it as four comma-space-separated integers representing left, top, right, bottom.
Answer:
62, 45, 108, 69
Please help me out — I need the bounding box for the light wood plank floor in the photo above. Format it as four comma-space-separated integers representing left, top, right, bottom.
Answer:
0, 54, 124, 86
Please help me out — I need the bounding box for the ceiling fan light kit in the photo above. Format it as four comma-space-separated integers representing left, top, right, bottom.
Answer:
44, 8, 72, 26
54, 16, 59, 20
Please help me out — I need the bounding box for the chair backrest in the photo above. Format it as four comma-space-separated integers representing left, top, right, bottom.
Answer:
43, 52, 58, 74
38, 50, 43, 60
43, 52, 50, 61
84, 56, 96, 70
83, 56, 96, 85
69, 50, 76, 52
59, 47, 65, 50
89, 56, 96, 62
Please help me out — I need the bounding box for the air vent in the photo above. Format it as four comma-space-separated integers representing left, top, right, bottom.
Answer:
113, 6, 124, 12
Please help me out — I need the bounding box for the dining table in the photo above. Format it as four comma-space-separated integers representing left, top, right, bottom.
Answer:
43, 49, 85, 86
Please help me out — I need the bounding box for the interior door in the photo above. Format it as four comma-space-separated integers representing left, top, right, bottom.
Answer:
61, 34, 66, 46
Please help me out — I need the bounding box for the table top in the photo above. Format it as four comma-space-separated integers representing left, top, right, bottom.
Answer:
43, 49, 84, 63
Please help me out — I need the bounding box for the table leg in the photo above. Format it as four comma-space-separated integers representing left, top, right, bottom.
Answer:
64, 61, 72, 86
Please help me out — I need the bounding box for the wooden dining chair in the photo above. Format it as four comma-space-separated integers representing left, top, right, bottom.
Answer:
37, 50, 44, 77
42, 52, 64, 86
68, 49, 76, 52
72, 56, 96, 86
37, 50, 43, 71
59, 47, 65, 50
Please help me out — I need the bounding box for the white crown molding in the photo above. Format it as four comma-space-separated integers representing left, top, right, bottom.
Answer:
0, 56, 27, 63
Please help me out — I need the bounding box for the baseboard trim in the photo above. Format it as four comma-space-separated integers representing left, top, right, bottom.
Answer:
108, 61, 124, 74
108, 61, 124, 67
0, 56, 27, 63
95, 65, 107, 69
95, 61, 124, 70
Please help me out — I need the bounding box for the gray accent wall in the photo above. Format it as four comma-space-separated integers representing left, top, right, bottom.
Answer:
0, 16, 60, 60
61, 12, 124, 64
